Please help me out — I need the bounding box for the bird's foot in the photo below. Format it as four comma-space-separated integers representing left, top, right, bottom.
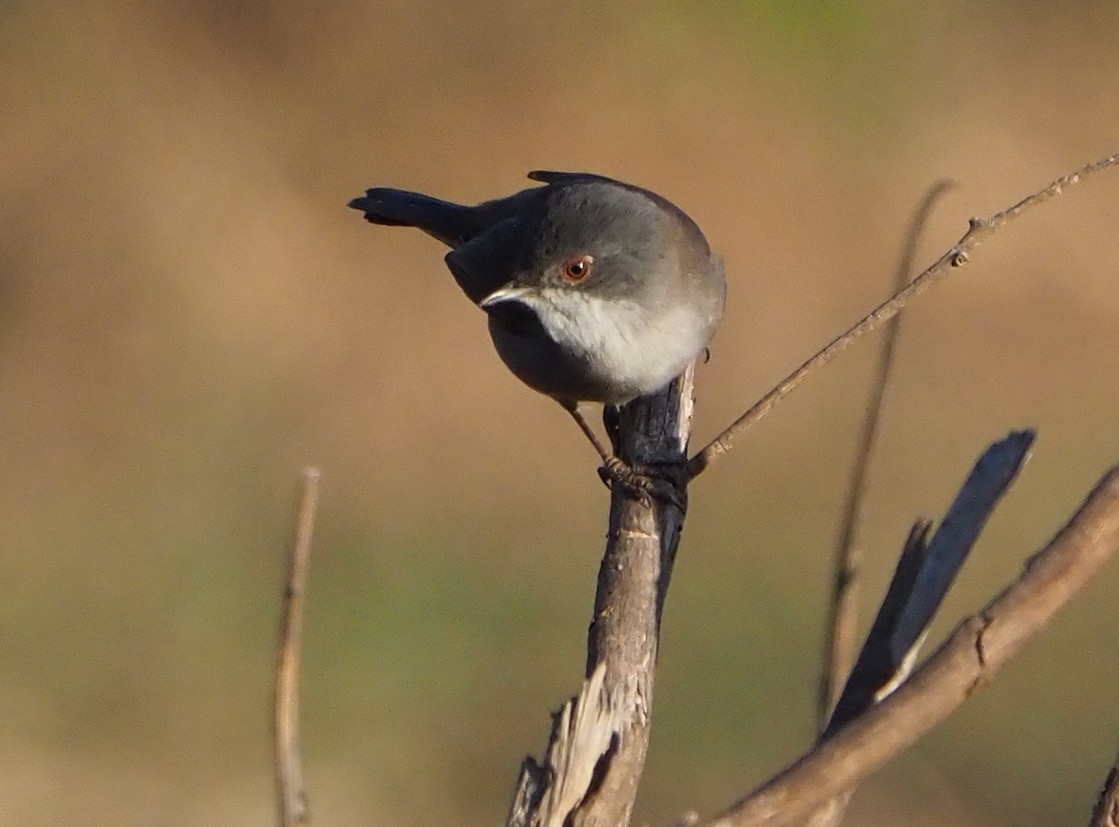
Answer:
597, 457, 687, 511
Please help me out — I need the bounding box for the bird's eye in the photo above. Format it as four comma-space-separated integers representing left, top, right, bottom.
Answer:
561, 254, 595, 283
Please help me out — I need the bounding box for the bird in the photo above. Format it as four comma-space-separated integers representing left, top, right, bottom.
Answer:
348, 170, 725, 496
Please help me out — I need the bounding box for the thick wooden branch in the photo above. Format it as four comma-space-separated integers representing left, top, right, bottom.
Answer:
507, 366, 694, 827
700, 461, 1119, 827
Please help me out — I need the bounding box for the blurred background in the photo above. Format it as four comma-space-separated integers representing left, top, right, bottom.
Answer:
2, 1, 1119, 825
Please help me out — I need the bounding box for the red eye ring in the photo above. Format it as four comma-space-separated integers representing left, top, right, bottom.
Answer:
561, 254, 595, 283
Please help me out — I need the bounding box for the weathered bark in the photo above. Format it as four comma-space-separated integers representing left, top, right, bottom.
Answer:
507, 366, 694, 827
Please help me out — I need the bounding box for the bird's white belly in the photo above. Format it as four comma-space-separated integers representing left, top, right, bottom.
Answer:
536, 289, 707, 404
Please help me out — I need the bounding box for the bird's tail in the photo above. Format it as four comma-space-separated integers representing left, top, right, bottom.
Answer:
348, 188, 472, 248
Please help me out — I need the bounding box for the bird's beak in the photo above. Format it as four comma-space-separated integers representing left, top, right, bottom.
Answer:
479, 284, 537, 309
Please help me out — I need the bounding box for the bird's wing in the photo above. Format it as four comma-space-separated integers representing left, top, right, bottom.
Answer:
527, 170, 624, 187
444, 216, 528, 304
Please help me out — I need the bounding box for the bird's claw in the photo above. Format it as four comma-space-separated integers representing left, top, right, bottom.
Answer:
597, 457, 687, 511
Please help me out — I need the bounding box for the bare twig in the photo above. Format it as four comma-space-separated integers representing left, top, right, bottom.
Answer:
1090, 750, 1119, 827
274, 467, 321, 827
819, 179, 955, 727
687, 151, 1119, 481
508, 367, 694, 827
698, 461, 1119, 827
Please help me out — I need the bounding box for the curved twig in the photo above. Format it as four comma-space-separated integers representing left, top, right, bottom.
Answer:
819, 179, 956, 726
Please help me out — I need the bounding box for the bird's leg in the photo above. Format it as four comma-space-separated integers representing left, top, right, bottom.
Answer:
561, 401, 621, 473
560, 401, 685, 510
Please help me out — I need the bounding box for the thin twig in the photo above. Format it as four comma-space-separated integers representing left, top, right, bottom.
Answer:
819, 179, 955, 728
687, 151, 1119, 481
274, 467, 321, 827
698, 462, 1119, 827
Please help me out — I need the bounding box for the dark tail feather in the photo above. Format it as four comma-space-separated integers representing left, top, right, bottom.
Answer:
348, 188, 472, 248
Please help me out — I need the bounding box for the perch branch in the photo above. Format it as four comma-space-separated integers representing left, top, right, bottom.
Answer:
274, 467, 321, 827
820, 179, 955, 726
699, 460, 1119, 827
508, 367, 695, 827
687, 150, 1119, 481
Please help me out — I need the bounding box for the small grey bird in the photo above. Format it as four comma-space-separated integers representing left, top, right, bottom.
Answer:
348, 171, 726, 490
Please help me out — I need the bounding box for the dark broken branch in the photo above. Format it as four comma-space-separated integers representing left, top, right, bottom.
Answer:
803, 431, 1032, 827
825, 429, 1034, 737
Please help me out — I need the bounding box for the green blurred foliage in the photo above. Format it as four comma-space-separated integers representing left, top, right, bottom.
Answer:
2, 1, 1119, 825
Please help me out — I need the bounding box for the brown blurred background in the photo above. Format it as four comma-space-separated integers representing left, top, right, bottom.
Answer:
2, 2, 1119, 825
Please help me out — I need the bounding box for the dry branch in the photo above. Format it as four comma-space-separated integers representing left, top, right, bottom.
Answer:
508, 367, 695, 827
687, 150, 1119, 481
700, 462, 1119, 827
274, 468, 321, 827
